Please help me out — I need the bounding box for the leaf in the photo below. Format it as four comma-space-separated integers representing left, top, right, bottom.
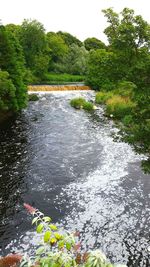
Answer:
36, 246, 45, 255
49, 224, 58, 231
58, 240, 65, 249
43, 216, 51, 223
66, 242, 72, 251
36, 223, 44, 233
50, 238, 57, 245
32, 217, 39, 225
54, 232, 62, 240
44, 231, 51, 242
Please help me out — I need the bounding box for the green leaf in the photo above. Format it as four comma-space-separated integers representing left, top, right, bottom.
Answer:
44, 231, 51, 242
58, 240, 65, 249
36, 246, 45, 255
54, 232, 62, 240
50, 237, 57, 244
32, 217, 39, 225
36, 223, 44, 233
43, 216, 51, 223
66, 242, 72, 251
49, 224, 58, 231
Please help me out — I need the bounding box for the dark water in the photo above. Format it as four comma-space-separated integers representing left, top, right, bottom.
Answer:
0, 91, 149, 266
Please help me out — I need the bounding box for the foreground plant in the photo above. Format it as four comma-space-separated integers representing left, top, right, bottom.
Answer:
19, 203, 127, 267
70, 98, 94, 111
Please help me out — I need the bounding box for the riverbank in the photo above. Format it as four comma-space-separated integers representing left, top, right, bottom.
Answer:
28, 85, 91, 91
0, 111, 14, 125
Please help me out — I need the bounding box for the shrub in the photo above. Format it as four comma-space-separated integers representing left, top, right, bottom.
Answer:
70, 97, 86, 109
95, 92, 114, 104
114, 81, 136, 98
28, 93, 39, 101
122, 115, 133, 126
45, 73, 85, 84
106, 96, 136, 119
83, 101, 94, 111
20, 203, 127, 267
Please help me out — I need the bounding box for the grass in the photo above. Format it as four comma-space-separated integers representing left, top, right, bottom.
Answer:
83, 101, 94, 111
106, 96, 136, 119
44, 73, 85, 84
28, 94, 39, 101
70, 97, 94, 111
95, 91, 114, 104
70, 97, 86, 109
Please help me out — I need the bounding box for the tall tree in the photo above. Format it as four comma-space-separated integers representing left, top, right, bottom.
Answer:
0, 24, 27, 111
57, 31, 82, 47
84, 37, 106, 51
19, 19, 49, 76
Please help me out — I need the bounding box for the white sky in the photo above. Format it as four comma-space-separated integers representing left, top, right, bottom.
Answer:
0, 0, 149, 42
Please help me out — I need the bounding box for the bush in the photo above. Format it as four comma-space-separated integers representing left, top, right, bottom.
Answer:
70, 97, 86, 109
106, 96, 136, 119
95, 92, 114, 104
70, 98, 94, 112
114, 81, 136, 98
20, 203, 127, 267
28, 93, 39, 101
122, 115, 133, 126
83, 101, 94, 111
45, 73, 85, 84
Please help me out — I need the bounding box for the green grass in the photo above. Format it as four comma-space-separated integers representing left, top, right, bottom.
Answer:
44, 73, 85, 84
106, 96, 136, 119
95, 91, 114, 104
83, 101, 94, 111
70, 97, 94, 111
70, 97, 86, 109
28, 94, 39, 101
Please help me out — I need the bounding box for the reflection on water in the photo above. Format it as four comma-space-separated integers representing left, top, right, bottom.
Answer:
0, 91, 149, 266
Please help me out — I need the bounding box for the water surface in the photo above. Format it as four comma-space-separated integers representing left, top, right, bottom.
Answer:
0, 91, 149, 266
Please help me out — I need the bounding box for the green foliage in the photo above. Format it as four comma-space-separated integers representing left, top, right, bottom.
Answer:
46, 32, 68, 66
86, 49, 117, 90
95, 92, 114, 104
84, 37, 106, 51
19, 19, 50, 82
22, 205, 127, 267
106, 96, 136, 119
70, 97, 86, 109
114, 81, 136, 98
57, 31, 83, 47
45, 73, 84, 84
86, 7, 150, 165
122, 115, 133, 126
63, 44, 88, 75
0, 71, 17, 111
0, 24, 27, 113
28, 94, 39, 101
70, 97, 94, 111
83, 101, 94, 111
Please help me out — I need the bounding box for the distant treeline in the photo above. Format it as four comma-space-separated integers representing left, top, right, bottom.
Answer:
0, 8, 149, 169
0, 18, 106, 114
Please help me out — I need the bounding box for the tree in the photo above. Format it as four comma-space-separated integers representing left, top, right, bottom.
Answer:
102, 7, 150, 80
84, 37, 106, 51
0, 24, 27, 110
20, 20, 50, 80
0, 71, 17, 111
47, 32, 68, 71
86, 49, 117, 90
63, 44, 88, 75
57, 31, 82, 47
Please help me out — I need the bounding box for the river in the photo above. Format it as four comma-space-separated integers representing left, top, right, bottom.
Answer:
0, 91, 149, 266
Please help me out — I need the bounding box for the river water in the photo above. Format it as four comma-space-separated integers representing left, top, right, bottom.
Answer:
0, 91, 149, 266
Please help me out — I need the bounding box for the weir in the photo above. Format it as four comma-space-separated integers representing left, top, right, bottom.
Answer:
28, 84, 91, 91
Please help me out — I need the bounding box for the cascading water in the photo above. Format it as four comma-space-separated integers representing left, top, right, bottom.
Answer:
0, 91, 149, 266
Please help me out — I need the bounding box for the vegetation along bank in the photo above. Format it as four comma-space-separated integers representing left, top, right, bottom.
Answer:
0, 8, 149, 162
